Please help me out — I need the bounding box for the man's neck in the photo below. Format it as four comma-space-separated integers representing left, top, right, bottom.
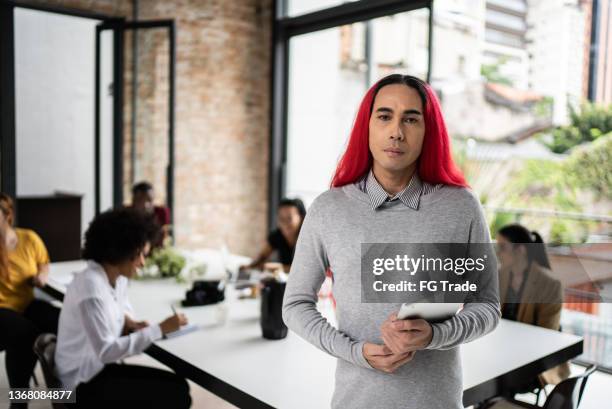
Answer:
372, 164, 416, 196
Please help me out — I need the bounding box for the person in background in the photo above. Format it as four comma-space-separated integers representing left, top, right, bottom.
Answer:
130, 181, 171, 248
496, 223, 570, 392
55, 208, 191, 409
241, 198, 306, 273
0, 193, 59, 408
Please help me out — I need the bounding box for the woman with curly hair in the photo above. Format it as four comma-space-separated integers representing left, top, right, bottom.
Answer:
55, 208, 191, 408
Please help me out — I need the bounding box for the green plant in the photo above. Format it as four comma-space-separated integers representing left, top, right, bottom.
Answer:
504, 159, 581, 212
480, 57, 514, 86
143, 247, 186, 279
489, 212, 515, 238
564, 133, 612, 200
549, 220, 575, 245
533, 96, 553, 119
544, 102, 612, 153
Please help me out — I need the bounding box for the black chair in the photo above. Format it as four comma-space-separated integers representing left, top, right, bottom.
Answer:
32, 333, 68, 409
487, 364, 597, 409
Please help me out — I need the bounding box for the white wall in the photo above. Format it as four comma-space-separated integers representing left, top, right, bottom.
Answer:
14, 8, 113, 239
285, 27, 366, 208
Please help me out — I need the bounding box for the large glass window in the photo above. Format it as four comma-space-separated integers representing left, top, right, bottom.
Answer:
430, 0, 611, 371
285, 7, 430, 206
277, 0, 612, 374
284, 0, 361, 18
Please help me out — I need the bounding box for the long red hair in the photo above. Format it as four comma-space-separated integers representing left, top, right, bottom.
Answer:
331, 74, 467, 188
0, 193, 14, 281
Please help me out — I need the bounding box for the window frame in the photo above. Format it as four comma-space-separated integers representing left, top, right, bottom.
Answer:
269, 0, 433, 229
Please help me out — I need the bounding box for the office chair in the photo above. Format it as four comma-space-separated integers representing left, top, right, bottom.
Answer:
32, 333, 68, 409
487, 364, 597, 409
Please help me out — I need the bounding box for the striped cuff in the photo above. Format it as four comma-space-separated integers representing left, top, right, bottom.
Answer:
354, 341, 375, 370
424, 323, 445, 350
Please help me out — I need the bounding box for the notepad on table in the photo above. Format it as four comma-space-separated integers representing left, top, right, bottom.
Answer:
163, 323, 201, 340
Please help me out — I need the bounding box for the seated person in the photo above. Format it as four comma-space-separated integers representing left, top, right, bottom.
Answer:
55, 208, 191, 409
0, 193, 59, 407
129, 181, 171, 248
496, 223, 570, 392
241, 198, 306, 273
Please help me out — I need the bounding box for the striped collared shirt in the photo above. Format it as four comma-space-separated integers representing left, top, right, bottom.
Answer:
358, 169, 442, 211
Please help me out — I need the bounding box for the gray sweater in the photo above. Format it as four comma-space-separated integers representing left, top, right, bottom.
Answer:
282, 182, 500, 409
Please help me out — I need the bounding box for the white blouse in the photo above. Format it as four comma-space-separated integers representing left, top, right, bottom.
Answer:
55, 261, 162, 389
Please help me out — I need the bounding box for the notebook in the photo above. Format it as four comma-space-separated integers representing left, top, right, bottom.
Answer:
163, 323, 201, 340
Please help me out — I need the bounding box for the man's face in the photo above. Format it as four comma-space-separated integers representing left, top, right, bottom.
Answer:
133, 189, 154, 214
368, 84, 425, 176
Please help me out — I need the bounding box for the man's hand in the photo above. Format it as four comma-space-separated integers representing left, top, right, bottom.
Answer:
380, 312, 433, 354
362, 342, 415, 373
123, 315, 150, 335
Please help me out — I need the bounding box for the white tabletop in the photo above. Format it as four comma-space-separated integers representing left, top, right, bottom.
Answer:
47, 258, 583, 409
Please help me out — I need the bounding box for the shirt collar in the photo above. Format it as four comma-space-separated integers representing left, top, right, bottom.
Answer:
364, 169, 423, 211
87, 260, 118, 292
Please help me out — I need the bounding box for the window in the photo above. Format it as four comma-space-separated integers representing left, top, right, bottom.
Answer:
283, 7, 431, 206
485, 27, 524, 48
487, 0, 527, 14
431, 0, 611, 372
486, 8, 526, 32
284, 0, 361, 18
274, 0, 612, 373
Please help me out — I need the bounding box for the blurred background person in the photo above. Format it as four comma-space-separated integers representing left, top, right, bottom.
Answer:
496, 223, 570, 394
129, 181, 171, 249
241, 198, 306, 273
55, 208, 191, 408
0, 193, 58, 407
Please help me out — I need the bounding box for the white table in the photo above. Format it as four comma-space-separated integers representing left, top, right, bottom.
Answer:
46, 258, 583, 408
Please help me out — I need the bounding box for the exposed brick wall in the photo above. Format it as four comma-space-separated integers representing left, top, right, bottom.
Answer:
136, 0, 272, 256
16, 0, 273, 258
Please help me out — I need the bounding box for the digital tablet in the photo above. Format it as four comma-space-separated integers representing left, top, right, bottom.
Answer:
397, 302, 462, 323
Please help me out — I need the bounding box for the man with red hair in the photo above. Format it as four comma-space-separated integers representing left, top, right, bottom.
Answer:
283, 74, 500, 408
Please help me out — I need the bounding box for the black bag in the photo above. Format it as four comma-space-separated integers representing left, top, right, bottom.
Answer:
182, 280, 225, 306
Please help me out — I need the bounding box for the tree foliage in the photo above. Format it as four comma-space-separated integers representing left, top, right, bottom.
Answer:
545, 102, 612, 153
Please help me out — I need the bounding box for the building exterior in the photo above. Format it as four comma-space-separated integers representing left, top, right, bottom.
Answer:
527, 0, 588, 125
483, 0, 530, 90
587, 0, 612, 104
